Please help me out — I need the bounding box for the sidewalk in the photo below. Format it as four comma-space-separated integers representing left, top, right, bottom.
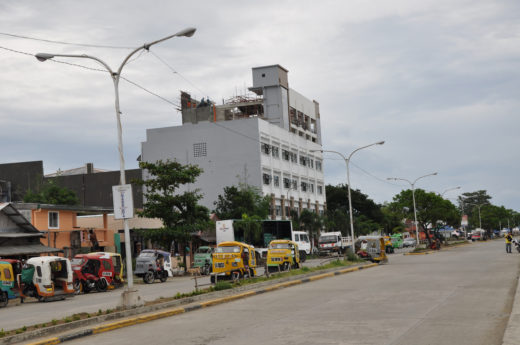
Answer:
502, 274, 520, 345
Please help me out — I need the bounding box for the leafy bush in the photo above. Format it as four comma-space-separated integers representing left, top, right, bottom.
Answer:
214, 281, 232, 291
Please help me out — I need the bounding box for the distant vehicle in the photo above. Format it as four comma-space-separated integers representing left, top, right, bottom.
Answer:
292, 231, 311, 262
402, 238, 417, 247
266, 240, 300, 273
216, 219, 294, 262
211, 241, 257, 283
71, 252, 124, 293
391, 234, 404, 249
0, 259, 23, 307
134, 250, 174, 284
20, 256, 75, 302
193, 246, 214, 275
318, 232, 351, 255
471, 229, 487, 241
355, 236, 388, 264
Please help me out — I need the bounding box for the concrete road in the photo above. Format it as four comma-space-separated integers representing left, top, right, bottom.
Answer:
1, 259, 328, 330
54, 240, 519, 345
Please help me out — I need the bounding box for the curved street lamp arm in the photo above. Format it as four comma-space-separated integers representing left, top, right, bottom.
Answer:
347, 141, 385, 161
413, 172, 438, 186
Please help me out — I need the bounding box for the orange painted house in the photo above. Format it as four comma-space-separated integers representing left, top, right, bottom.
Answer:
14, 203, 114, 258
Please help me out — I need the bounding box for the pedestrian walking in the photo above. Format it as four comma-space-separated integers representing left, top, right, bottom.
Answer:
505, 232, 512, 253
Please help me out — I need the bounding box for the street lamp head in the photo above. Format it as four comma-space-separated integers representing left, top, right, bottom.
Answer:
35, 53, 55, 62
174, 27, 197, 37
432, 172, 438, 176
376, 141, 385, 145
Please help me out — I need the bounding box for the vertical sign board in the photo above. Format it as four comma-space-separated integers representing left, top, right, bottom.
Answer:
112, 184, 134, 220
461, 215, 468, 227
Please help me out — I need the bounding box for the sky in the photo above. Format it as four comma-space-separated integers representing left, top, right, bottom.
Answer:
1, 0, 519, 211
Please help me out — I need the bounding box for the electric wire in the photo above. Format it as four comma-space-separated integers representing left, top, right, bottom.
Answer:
0, 32, 133, 49
0, 44, 180, 108
149, 50, 208, 96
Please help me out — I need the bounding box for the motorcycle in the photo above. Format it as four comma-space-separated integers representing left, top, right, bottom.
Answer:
512, 239, 520, 253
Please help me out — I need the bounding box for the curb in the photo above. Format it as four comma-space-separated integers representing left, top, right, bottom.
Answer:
502, 273, 520, 344
403, 251, 436, 255
17, 263, 379, 345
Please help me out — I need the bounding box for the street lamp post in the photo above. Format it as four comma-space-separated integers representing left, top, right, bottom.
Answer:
387, 172, 438, 246
35, 27, 196, 307
311, 141, 385, 247
441, 186, 461, 197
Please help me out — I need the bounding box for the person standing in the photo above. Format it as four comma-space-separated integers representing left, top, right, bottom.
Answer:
505, 232, 513, 253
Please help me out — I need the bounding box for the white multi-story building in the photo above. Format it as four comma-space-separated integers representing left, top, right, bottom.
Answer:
141, 65, 326, 219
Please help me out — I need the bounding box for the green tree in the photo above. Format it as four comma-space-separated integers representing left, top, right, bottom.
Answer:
388, 189, 460, 242
23, 180, 79, 205
325, 184, 384, 235
213, 184, 270, 219
134, 160, 210, 271
458, 190, 492, 217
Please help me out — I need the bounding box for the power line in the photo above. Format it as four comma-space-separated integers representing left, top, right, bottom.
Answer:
149, 50, 208, 96
0, 44, 180, 108
0, 32, 133, 49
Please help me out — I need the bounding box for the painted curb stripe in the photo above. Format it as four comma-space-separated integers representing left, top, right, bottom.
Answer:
25, 263, 377, 345
25, 338, 61, 345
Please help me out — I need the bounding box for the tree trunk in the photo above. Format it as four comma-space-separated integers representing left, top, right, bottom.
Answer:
182, 242, 188, 273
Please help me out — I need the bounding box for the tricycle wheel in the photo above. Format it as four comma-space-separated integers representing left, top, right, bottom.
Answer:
143, 271, 155, 284
37, 295, 45, 302
299, 251, 307, 262
73, 279, 82, 294
82, 281, 91, 294
0, 292, 8, 308
210, 275, 215, 284
96, 278, 108, 292
159, 271, 168, 282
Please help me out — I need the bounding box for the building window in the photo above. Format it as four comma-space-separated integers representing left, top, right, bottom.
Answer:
275, 205, 282, 216
263, 173, 271, 185
291, 179, 298, 190
193, 142, 207, 157
273, 175, 280, 187
318, 185, 323, 195
261, 143, 271, 155
316, 160, 322, 171
282, 149, 290, 161
48, 211, 59, 229
310, 183, 314, 193
309, 159, 314, 169
283, 178, 291, 189
271, 146, 279, 158
299, 155, 307, 166
290, 152, 298, 163
301, 181, 308, 192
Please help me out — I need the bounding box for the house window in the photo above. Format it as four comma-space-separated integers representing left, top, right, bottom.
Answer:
273, 175, 280, 187
193, 142, 207, 157
48, 211, 59, 229
263, 173, 271, 185
271, 146, 279, 158
261, 143, 271, 155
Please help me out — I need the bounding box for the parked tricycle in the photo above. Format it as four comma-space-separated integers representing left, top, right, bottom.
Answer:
355, 236, 388, 264
211, 241, 257, 283
193, 246, 214, 275
135, 249, 174, 284
0, 259, 23, 307
266, 240, 300, 273
19, 256, 75, 302
71, 252, 124, 293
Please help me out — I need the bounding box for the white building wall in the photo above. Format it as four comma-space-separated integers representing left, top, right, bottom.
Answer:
141, 118, 262, 210
141, 117, 326, 218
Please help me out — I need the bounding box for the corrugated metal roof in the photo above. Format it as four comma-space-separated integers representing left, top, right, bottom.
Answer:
0, 244, 61, 256
0, 233, 43, 238
0, 203, 40, 233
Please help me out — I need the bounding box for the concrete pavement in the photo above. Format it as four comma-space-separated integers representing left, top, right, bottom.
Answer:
17, 239, 520, 345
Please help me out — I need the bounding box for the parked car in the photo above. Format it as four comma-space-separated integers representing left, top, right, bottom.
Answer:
402, 238, 417, 247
